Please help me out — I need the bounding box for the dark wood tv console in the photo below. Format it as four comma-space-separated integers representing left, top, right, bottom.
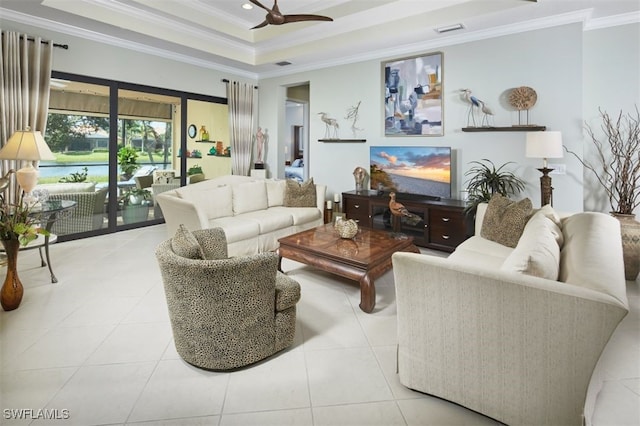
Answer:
342, 190, 473, 252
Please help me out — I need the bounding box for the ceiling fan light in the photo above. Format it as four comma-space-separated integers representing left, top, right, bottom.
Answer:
242, 3, 253, 10
435, 23, 465, 34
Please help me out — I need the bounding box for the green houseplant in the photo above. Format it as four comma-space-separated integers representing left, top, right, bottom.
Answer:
119, 187, 151, 224
117, 146, 139, 181
566, 106, 640, 280
463, 159, 526, 215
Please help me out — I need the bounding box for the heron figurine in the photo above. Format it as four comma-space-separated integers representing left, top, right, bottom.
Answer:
479, 100, 494, 127
461, 89, 481, 127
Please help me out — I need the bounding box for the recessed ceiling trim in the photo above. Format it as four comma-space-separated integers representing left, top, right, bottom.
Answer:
48, 0, 255, 56
0, 7, 259, 80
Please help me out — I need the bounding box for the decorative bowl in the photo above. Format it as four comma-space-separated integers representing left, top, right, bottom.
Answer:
335, 217, 358, 239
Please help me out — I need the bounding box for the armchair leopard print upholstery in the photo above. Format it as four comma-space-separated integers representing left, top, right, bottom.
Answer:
155, 226, 301, 370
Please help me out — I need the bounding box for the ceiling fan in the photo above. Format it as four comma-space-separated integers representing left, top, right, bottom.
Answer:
249, 0, 333, 29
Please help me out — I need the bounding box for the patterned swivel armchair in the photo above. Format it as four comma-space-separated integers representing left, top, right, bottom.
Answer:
155, 225, 301, 370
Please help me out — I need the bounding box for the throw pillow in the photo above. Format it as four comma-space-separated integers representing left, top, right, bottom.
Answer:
501, 211, 561, 280
284, 178, 317, 207
481, 194, 533, 248
171, 224, 204, 259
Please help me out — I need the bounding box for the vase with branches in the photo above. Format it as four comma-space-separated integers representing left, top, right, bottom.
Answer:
566, 106, 640, 280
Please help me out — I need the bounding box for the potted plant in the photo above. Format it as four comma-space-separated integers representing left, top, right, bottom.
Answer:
566, 106, 640, 280
0, 196, 49, 310
119, 188, 151, 224
463, 159, 526, 216
117, 146, 139, 181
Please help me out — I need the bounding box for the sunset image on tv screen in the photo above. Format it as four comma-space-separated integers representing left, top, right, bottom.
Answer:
370, 146, 451, 199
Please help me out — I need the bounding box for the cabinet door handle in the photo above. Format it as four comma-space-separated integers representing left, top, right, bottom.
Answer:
354, 204, 360, 209
441, 217, 450, 222
442, 235, 450, 240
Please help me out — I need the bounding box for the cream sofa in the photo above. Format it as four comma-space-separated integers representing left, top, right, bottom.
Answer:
156, 175, 326, 256
392, 203, 629, 426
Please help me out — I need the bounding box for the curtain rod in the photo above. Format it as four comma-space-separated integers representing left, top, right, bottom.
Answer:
222, 79, 258, 89
1, 32, 68, 50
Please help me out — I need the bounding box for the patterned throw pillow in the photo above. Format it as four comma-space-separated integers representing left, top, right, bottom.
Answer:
171, 224, 204, 259
480, 194, 533, 248
284, 178, 317, 207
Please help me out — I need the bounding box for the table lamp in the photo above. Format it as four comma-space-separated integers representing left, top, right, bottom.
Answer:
0, 128, 55, 205
526, 131, 563, 206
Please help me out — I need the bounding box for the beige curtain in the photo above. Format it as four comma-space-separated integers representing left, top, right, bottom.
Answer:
226, 81, 255, 176
0, 31, 53, 202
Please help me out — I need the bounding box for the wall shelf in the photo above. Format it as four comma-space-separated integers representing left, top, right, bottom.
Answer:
462, 126, 546, 132
318, 139, 367, 142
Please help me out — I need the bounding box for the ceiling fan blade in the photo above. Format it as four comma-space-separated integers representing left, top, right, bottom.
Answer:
249, 0, 272, 13
251, 20, 269, 30
283, 14, 333, 24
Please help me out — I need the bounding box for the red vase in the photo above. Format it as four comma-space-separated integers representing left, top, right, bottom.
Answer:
1, 238, 23, 311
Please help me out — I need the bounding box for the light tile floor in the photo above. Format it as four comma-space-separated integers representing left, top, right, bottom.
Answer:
1, 224, 638, 426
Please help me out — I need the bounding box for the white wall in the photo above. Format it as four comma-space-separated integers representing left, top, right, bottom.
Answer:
4, 19, 639, 213
259, 23, 640, 213
583, 23, 640, 215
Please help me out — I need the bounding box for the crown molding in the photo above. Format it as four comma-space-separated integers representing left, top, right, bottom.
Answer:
0, 8, 258, 80
584, 11, 640, 31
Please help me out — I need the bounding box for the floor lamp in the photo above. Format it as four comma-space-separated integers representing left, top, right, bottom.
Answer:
526, 131, 563, 207
0, 128, 56, 205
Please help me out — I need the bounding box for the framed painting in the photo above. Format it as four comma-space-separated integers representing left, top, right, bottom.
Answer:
383, 51, 443, 136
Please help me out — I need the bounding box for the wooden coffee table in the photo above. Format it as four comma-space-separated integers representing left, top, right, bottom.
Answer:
277, 224, 420, 313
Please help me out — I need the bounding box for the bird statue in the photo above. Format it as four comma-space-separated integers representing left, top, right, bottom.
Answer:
250, 0, 333, 29
461, 89, 481, 127
479, 100, 494, 127
389, 192, 422, 227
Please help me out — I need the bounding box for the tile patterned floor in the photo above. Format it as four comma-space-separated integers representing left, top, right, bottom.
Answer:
1, 224, 638, 425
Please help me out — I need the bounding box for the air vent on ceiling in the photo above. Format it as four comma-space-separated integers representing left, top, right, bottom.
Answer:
435, 23, 465, 34
275, 61, 292, 66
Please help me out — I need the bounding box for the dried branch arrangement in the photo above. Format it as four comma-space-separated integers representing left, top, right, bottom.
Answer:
567, 106, 640, 215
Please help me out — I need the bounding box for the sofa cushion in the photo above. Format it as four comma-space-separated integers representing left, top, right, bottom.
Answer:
266, 179, 286, 207
171, 224, 204, 259
178, 183, 233, 220
237, 210, 294, 234
233, 181, 269, 214
269, 206, 321, 225
501, 211, 561, 280
284, 178, 316, 207
559, 212, 627, 305
208, 216, 260, 244
481, 194, 533, 248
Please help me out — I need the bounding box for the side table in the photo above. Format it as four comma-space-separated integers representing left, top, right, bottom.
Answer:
0, 200, 77, 283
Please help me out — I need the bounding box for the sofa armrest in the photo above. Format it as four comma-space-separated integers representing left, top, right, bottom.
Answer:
315, 184, 327, 212
392, 252, 628, 426
156, 192, 209, 237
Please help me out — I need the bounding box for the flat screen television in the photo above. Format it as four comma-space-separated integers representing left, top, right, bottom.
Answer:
370, 146, 451, 200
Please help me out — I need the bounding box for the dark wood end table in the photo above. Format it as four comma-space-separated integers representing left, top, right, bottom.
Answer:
277, 223, 420, 313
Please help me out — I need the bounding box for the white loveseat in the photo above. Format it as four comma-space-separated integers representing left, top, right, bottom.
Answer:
156, 175, 326, 256
392, 202, 629, 426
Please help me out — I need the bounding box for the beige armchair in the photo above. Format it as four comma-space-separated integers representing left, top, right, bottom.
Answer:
155, 226, 301, 370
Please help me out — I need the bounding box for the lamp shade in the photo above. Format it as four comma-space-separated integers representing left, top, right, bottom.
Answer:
525, 131, 563, 159
0, 129, 55, 161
